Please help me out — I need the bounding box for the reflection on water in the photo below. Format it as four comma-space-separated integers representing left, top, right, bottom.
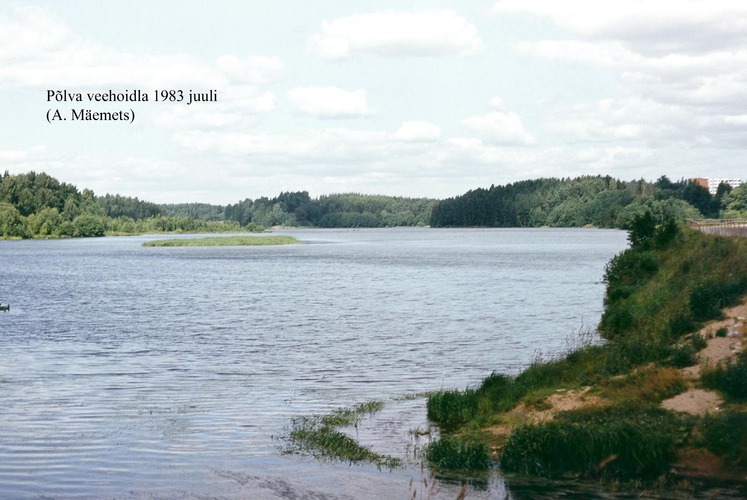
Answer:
8, 227, 724, 498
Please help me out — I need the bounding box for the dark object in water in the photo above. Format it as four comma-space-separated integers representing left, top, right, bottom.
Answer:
0, 304, 9, 312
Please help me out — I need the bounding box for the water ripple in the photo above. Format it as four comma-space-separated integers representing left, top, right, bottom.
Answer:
0, 228, 631, 498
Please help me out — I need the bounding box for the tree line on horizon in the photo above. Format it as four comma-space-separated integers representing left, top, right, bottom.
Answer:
428, 175, 747, 228
0, 171, 242, 238
1, 170, 746, 239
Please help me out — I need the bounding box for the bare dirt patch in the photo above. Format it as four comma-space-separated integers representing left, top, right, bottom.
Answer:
485, 387, 606, 446
663, 298, 746, 415
510, 387, 605, 424
699, 336, 743, 366
661, 388, 723, 416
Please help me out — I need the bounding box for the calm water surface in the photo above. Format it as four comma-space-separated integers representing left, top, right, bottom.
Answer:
3, 227, 716, 499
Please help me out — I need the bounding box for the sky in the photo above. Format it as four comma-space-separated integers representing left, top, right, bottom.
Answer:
1, 0, 746, 204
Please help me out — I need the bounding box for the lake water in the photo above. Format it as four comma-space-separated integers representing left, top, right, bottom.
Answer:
0, 227, 649, 498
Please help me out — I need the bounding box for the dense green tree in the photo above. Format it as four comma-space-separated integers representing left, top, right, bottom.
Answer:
98, 194, 163, 219
0, 171, 79, 216
72, 214, 106, 237
26, 207, 63, 237
680, 181, 718, 218
723, 184, 747, 217
0, 202, 25, 237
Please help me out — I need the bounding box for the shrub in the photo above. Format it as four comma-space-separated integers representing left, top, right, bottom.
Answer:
666, 344, 696, 368
667, 314, 697, 337
604, 250, 659, 297
690, 332, 708, 351
701, 352, 747, 401
701, 412, 747, 465
690, 280, 747, 322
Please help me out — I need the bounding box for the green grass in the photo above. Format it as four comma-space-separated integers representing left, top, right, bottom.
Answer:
500, 407, 685, 480
142, 235, 299, 247
601, 227, 747, 344
427, 373, 524, 430
425, 435, 491, 471
283, 401, 401, 469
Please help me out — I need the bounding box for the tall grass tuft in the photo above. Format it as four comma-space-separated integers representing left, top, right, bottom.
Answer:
425, 436, 491, 471
500, 407, 682, 480
427, 373, 520, 430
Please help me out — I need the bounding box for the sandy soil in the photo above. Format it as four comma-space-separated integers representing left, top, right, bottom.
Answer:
512, 387, 604, 424
660, 300, 746, 416
485, 387, 605, 445
661, 388, 723, 416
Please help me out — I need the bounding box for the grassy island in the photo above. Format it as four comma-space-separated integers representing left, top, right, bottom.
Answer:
143, 235, 299, 247
422, 218, 747, 487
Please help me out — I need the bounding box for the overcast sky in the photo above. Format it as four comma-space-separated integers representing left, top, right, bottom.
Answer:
1, 1, 746, 204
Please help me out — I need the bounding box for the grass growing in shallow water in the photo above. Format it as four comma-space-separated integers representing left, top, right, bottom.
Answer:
284, 401, 402, 469
425, 436, 491, 471
143, 235, 299, 247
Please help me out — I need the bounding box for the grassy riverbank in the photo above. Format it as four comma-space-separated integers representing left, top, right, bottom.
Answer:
425, 220, 747, 486
142, 235, 299, 247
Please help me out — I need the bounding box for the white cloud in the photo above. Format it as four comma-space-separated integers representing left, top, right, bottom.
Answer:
308, 9, 482, 59
287, 87, 371, 118
493, 0, 747, 160
0, 6, 69, 61
391, 121, 441, 142
173, 128, 388, 165
0, 148, 29, 162
492, 0, 747, 53
215, 55, 283, 85
463, 101, 534, 145
150, 86, 275, 129
0, 7, 282, 90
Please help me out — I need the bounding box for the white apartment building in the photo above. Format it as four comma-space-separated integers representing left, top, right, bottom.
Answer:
694, 177, 743, 195
707, 178, 743, 195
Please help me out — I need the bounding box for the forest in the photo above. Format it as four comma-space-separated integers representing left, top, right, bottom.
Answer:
428, 175, 747, 228
1, 171, 745, 238
0, 171, 242, 238
0, 171, 435, 238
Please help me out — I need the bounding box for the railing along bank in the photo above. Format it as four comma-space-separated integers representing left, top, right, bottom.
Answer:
687, 219, 747, 237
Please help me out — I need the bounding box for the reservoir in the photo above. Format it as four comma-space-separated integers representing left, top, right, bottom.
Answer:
0, 228, 628, 498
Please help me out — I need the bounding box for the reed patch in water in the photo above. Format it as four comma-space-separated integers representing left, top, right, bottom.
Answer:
143, 235, 299, 247
424, 436, 491, 471
283, 401, 402, 469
